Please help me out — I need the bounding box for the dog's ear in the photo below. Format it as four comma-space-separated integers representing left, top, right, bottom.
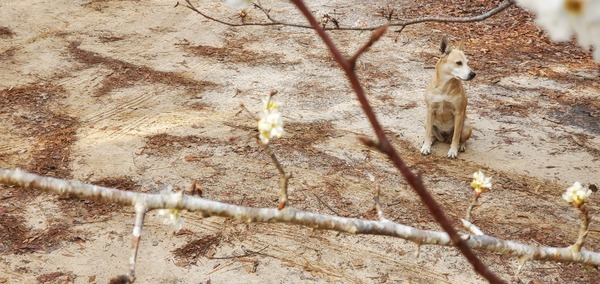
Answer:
458, 38, 465, 51
440, 35, 451, 55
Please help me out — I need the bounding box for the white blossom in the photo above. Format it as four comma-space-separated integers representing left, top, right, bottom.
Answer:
353, 19, 369, 28
157, 186, 185, 231
471, 171, 492, 194
562, 181, 592, 205
225, 0, 252, 10
157, 209, 184, 231
515, 0, 600, 61
258, 96, 284, 144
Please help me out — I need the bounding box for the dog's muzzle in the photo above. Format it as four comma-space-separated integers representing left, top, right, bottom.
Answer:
466, 71, 476, 81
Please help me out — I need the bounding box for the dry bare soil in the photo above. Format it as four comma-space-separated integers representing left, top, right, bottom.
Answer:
1, 0, 599, 283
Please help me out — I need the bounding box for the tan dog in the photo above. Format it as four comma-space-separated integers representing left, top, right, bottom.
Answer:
420, 36, 475, 158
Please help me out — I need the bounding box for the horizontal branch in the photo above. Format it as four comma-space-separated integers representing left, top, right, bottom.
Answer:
182, 0, 515, 31
2, 169, 599, 266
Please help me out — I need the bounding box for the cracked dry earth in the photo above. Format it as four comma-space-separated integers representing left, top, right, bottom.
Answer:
1, 0, 599, 283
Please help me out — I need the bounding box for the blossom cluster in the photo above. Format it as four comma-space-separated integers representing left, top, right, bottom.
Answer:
562, 181, 592, 206
258, 96, 285, 144
471, 171, 492, 194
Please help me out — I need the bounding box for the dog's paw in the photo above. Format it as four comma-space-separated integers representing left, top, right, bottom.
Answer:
420, 144, 431, 155
459, 144, 466, 152
447, 148, 458, 159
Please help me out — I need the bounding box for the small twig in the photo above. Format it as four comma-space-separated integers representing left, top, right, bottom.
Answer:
236, 103, 258, 120
465, 192, 480, 222
461, 218, 485, 236
349, 25, 388, 70
209, 245, 270, 259
573, 204, 590, 252
260, 142, 291, 210
373, 179, 386, 221
129, 204, 147, 283
393, 26, 406, 42
542, 116, 562, 125
357, 136, 379, 149
313, 193, 340, 216
415, 244, 421, 258
183, 0, 278, 28
516, 255, 531, 275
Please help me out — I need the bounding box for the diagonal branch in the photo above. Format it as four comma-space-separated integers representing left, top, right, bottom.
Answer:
288, 0, 504, 282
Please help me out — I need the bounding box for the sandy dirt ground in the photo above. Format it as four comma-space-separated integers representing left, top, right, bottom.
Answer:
1, 0, 599, 283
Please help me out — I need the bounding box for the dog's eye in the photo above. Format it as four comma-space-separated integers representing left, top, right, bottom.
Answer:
456, 61, 463, 66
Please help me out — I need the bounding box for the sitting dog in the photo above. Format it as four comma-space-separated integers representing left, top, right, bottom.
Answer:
420, 36, 475, 158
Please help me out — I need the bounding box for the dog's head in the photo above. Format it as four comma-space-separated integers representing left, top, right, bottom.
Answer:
439, 36, 476, 81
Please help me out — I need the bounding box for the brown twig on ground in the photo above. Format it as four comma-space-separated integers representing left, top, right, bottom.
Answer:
312, 193, 340, 216
288, 0, 504, 282
183, 0, 514, 31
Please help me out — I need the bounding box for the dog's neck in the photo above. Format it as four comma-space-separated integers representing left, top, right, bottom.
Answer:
433, 66, 461, 92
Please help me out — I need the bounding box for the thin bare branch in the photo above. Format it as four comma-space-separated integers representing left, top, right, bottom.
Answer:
260, 142, 291, 210
2, 169, 600, 267
182, 0, 515, 32
373, 179, 386, 221
391, 0, 515, 27
182, 0, 278, 28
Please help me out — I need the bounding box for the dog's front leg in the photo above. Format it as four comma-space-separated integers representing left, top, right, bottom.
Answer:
420, 109, 434, 155
448, 112, 464, 158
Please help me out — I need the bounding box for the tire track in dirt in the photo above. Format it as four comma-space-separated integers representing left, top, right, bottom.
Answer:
81, 93, 155, 125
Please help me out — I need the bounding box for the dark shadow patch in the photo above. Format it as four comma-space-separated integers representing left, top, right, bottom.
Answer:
550, 104, 600, 136
67, 41, 218, 97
